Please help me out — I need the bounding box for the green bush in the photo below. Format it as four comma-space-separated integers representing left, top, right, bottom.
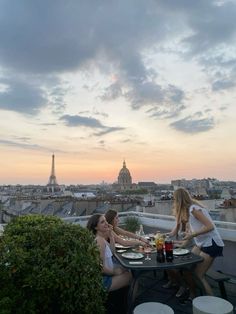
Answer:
123, 216, 140, 233
0, 215, 106, 314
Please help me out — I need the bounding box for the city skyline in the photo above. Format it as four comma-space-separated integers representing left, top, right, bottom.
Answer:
0, 154, 235, 186
0, 1, 236, 185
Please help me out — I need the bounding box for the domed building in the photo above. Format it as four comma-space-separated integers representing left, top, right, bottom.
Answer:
117, 160, 132, 190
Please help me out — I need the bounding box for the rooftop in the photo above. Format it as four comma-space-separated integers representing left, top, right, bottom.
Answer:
65, 211, 236, 313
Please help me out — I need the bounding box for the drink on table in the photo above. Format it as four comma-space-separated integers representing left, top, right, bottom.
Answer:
144, 245, 152, 260
165, 235, 173, 262
138, 224, 145, 236
155, 233, 165, 263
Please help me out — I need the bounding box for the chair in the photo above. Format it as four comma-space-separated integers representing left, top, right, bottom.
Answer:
192, 296, 233, 314
133, 302, 174, 314
206, 269, 230, 299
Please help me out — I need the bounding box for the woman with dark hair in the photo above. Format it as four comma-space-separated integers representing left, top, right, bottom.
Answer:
87, 213, 131, 292
105, 209, 148, 246
172, 187, 224, 296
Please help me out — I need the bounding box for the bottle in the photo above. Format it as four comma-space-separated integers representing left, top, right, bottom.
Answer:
138, 224, 145, 237
165, 235, 173, 262
155, 233, 165, 263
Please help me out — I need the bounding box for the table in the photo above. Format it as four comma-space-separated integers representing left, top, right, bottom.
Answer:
115, 249, 203, 271
114, 248, 204, 313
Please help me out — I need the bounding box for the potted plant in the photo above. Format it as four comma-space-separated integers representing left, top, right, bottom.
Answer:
0, 214, 106, 314
123, 216, 140, 233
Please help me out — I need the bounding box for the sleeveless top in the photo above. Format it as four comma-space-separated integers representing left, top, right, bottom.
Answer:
104, 240, 114, 269
189, 204, 224, 248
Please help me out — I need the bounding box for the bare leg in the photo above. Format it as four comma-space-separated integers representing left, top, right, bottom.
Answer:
194, 251, 214, 295
181, 246, 201, 298
109, 271, 132, 291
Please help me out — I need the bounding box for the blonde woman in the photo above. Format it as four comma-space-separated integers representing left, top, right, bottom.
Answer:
172, 187, 224, 296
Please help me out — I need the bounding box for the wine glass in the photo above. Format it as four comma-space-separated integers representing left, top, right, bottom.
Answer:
144, 246, 152, 260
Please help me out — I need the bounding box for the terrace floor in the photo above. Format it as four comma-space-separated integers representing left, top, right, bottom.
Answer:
107, 268, 236, 314
108, 225, 236, 314
133, 269, 236, 314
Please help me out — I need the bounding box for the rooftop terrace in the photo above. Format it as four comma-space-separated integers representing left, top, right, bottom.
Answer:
64, 211, 236, 313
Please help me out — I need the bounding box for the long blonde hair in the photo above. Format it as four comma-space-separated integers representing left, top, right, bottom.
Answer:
173, 187, 203, 224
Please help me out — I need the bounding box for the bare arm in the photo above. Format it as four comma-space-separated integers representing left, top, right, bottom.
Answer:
115, 226, 149, 244
107, 226, 116, 253
184, 208, 214, 240
168, 222, 181, 237
113, 231, 144, 247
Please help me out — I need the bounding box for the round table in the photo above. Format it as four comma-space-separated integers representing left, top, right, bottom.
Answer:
192, 296, 233, 314
134, 302, 174, 314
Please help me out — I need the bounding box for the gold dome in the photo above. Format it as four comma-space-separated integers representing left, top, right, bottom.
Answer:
118, 160, 132, 185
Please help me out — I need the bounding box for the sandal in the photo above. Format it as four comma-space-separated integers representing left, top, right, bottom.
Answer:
176, 286, 187, 298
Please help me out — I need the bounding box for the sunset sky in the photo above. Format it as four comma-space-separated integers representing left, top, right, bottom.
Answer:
0, 0, 236, 185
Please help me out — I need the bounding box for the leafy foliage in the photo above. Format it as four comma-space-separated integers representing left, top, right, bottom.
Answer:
123, 216, 140, 233
0, 215, 106, 314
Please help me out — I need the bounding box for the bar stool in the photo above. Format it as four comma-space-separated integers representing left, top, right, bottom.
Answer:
193, 296, 233, 314
133, 302, 174, 314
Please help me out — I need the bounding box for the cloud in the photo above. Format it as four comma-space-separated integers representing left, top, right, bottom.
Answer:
148, 105, 186, 119
0, 0, 187, 116
59, 114, 125, 136
182, 1, 236, 55
0, 139, 64, 153
0, 77, 47, 114
212, 79, 235, 91
40, 123, 57, 126
100, 82, 123, 101
170, 115, 215, 133
219, 105, 228, 111
59, 115, 105, 128
0, 0, 235, 124
94, 127, 125, 136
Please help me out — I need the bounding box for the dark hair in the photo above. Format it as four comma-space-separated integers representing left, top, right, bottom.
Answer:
105, 209, 117, 226
87, 214, 103, 235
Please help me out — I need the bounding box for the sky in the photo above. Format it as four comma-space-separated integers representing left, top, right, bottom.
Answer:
0, 0, 236, 185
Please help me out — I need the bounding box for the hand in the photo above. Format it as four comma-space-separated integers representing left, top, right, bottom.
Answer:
107, 224, 114, 235
140, 237, 149, 244
173, 240, 184, 247
108, 224, 113, 230
183, 232, 195, 241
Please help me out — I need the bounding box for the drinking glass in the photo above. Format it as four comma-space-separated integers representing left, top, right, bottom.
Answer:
144, 246, 152, 260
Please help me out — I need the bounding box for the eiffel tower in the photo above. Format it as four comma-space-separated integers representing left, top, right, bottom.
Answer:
47, 154, 59, 193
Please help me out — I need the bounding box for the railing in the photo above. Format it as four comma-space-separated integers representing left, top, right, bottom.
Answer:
1, 211, 235, 241
62, 211, 236, 242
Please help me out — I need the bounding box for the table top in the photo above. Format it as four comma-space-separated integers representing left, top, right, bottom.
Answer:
114, 248, 203, 271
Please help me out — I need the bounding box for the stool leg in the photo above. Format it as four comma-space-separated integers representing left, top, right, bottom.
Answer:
218, 282, 228, 300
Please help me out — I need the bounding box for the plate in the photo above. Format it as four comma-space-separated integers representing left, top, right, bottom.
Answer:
121, 252, 144, 260
117, 249, 127, 253
173, 248, 190, 256
115, 244, 131, 249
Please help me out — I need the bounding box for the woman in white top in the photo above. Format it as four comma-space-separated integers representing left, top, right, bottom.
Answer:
172, 188, 224, 296
87, 213, 131, 291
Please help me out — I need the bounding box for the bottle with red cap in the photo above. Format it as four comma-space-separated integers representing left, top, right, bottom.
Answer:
165, 235, 173, 262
